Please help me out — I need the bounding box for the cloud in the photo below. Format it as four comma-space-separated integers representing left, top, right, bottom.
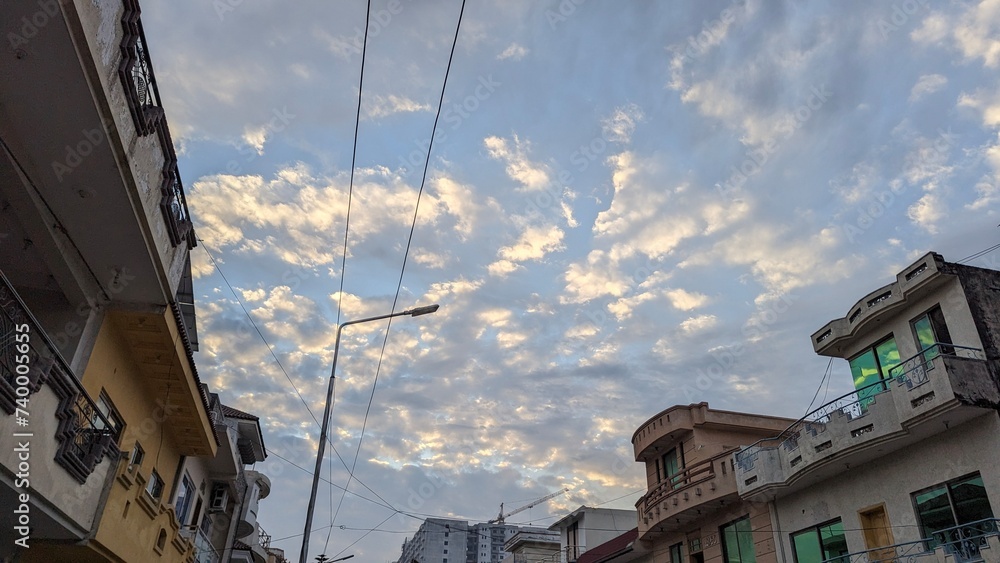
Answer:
601, 104, 644, 144
912, 0, 1000, 67
679, 314, 718, 334
365, 94, 433, 119
666, 288, 709, 311
497, 42, 529, 61
498, 224, 565, 262
483, 135, 550, 190
909, 74, 947, 101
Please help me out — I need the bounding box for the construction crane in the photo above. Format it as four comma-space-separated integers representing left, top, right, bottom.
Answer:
490, 488, 569, 525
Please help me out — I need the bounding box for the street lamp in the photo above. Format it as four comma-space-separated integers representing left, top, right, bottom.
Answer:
300, 305, 440, 563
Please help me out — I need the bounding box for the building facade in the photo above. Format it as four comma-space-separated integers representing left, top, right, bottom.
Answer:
0, 0, 272, 561
549, 507, 637, 563
631, 405, 793, 563
736, 252, 1000, 562
397, 519, 549, 563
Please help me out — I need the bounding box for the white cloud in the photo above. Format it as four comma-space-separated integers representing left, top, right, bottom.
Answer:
498, 224, 565, 261
912, 0, 1000, 67
666, 288, 709, 311
562, 250, 633, 303
909, 74, 947, 101
497, 42, 529, 61
484, 135, 550, 190
365, 95, 432, 119
601, 104, 644, 144
907, 193, 946, 233
679, 314, 718, 334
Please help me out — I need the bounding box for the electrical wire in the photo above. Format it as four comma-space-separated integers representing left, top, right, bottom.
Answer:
957, 242, 1000, 264
336, 0, 467, 537
197, 241, 400, 513
326, 0, 373, 550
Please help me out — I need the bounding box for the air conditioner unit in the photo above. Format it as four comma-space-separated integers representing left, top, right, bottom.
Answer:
209, 483, 229, 512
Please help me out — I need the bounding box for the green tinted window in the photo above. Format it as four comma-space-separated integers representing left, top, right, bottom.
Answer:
916, 485, 957, 544
669, 543, 683, 563
913, 315, 936, 352
792, 529, 820, 563
849, 350, 880, 390
951, 475, 993, 524
722, 516, 756, 563
819, 521, 848, 561
875, 338, 900, 378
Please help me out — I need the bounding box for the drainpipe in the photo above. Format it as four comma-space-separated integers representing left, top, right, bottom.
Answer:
768, 498, 786, 563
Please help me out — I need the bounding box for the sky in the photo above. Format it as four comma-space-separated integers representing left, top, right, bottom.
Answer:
138, 0, 1000, 560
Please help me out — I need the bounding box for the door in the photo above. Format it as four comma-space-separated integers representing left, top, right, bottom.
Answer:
859, 504, 895, 561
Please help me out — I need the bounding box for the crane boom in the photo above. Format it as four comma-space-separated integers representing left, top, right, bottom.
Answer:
490, 488, 569, 525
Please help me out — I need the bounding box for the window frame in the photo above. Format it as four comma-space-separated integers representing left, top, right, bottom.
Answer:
848, 334, 900, 393
912, 472, 994, 548
720, 515, 756, 563
662, 445, 685, 489
790, 518, 847, 563
909, 306, 954, 361
94, 390, 125, 444
129, 441, 145, 469
175, 473, 197, 525
668, 542, 683, 563
146, 469, 165, 500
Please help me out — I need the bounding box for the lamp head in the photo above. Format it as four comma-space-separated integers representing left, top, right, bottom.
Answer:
407, 304, 440, 317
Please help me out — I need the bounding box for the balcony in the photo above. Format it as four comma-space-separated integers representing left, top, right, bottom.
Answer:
0, 271, 119, 545
636, 449, 739, 542
0, 0, 195, 310
736, 344, 995, 501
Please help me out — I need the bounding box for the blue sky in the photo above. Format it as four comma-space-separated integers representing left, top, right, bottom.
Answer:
141, 0, 999, 560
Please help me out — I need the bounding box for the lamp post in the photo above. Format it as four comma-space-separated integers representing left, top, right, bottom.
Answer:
300, 305, 440, 563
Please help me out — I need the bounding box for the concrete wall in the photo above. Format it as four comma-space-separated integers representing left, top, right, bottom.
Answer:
772, 411, 1000, 558
642, 501, 777, 563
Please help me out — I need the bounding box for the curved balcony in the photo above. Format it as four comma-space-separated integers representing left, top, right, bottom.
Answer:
235, 471, 271, 539
636, 449, 739, 542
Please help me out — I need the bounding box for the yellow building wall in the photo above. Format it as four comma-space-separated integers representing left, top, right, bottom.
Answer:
80, 314, 194, 563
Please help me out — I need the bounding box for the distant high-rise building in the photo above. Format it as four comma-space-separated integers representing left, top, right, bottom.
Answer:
396, 518, 547, 563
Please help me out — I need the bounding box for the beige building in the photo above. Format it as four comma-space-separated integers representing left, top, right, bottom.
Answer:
736, 252, 1000, 562
631, 404, 794, 563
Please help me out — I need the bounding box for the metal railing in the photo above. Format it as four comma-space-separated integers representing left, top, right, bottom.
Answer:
117, 0, 196, 249
193, 527, 220, 563
821, 518, 1000, 563
258, 524, 272, 550
637, 449, 735, 517
888, 343, 986, 387
0, 271, 117, 483
735, 343, 984, 475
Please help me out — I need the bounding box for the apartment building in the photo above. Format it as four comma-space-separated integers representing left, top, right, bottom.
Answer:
0, 0, 272, 561
549, 507, 636, 563
736, 252, 1000, 562
397, 519, 551, 563
630, 404, 793, 563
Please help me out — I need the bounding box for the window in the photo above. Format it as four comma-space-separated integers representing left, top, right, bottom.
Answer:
175, 474, 196, 525
721, 516, 756, 563
849, 336, 900, 401
913, 473, 994, 548
662, 446, 684, 489
94, 391, 125, 444
146, 469, 164, 500
199, 512, 213, 536
129, 442, 144, 469
791, 520, 847, 563
910, 307, 953, 362
669, 542, 683, 563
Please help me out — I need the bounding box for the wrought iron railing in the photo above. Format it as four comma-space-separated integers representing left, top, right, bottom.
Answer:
820, 538, 930, 563
933, 518, 999, 562
0, 271, 117, 483
117, 0, 196, 249
258, 524, 271, 550
888, 343, 986, 387
735, 343, 984, 475
820, 518, 1000, 563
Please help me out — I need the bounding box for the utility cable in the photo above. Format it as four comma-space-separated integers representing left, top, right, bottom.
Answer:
327, 0, 373, 550
337, 0, 467, 535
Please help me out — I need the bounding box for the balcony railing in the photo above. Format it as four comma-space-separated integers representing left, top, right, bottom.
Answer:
258, 524, 271, 550
117, 0, 196, 249
638, 448, 736, 514
0, 271, 117, 483
820, 518, 1000, 563
735, 343, 984, 475
193, 527, 220, 563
